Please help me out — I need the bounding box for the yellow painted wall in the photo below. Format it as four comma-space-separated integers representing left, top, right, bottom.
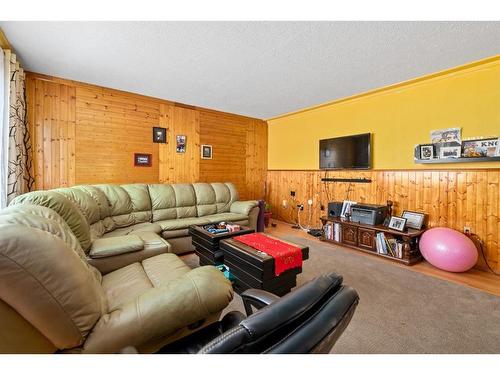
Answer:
268, 56, 500, 170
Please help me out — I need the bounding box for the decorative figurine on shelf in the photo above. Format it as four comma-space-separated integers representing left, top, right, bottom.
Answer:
386, 200, 393, 216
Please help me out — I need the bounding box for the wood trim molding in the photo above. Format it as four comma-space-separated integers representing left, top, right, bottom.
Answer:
0, 28, 12, 50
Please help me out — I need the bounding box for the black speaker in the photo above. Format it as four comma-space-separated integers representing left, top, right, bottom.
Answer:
328, 202, 343, 217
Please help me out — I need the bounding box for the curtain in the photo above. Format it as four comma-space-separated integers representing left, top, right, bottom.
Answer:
0, 48, 7, 208
1, 50, 34, 207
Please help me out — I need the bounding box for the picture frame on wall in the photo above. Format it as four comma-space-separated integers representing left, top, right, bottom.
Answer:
401, 210, 426, 230
430, 127, 461, 146
439, 146, 461, 159
462, 138, 498, 158
419, 144, 434, 160
134, 153, 152, 167
176, 135, 186, 153
201, 144, 213, 159
388, 216, 407, 232
152, 127, 167, 143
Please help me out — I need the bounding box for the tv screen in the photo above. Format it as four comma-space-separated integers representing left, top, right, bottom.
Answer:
319, 133, 371, 170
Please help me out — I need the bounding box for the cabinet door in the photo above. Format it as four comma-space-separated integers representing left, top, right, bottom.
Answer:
358, 228, 376, 251
341, 225, 358, 246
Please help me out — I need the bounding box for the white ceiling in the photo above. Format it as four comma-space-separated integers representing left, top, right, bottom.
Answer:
1, 21, 499, 119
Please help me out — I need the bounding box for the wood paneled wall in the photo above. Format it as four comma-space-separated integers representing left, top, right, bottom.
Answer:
26, 77, 76, 190
75, 85, 161, 184
159, 104, 200, 184
26, 72, 268, 200
266, 169, 500, 271
199, 110, 267, 199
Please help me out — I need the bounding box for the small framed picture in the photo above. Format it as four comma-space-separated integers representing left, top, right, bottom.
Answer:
340, 200, 357, 218
176, 135, 186, 153
134, 153, 152, 167
388, 216, 407, 232
430, 127, 461, 146
382, 216, 391, 227
439, 146, 461, 159
401, 210, 426, 230
419, 144, 434, 160
201, 145, 212, 159
152, 127, 167, 143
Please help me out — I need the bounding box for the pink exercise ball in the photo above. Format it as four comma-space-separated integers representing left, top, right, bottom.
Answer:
420, 227, 478, 272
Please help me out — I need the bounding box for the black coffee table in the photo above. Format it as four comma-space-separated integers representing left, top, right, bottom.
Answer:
189, 223, 254, 266
220, 234, 309, 296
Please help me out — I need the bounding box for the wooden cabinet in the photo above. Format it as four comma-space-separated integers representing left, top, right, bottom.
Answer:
320, 216, 424, 266
358, 228, 376, 251
341, 225, 358, 246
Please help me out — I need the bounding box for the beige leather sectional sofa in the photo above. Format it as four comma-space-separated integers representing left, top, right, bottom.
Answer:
0, 182, 259, 353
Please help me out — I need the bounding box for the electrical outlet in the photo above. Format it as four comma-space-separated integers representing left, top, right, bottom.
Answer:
464, 226, 471, 234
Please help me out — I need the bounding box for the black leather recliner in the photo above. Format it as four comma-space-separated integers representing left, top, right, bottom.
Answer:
158, 273, 359, 354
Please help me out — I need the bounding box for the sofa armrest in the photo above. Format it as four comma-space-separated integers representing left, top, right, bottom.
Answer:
230, 200, 258, 216
241, 288, 280, 316
82, 266, 234, 353
89, 235, 144, 259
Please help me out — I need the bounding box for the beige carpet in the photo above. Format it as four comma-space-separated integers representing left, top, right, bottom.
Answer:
181, 234, 500, 354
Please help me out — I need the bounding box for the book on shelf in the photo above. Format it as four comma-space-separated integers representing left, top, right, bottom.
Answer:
323, 223, 341, 242
375, 232, 403, 258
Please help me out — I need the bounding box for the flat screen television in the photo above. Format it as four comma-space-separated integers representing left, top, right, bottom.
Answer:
319, 133, 371, 170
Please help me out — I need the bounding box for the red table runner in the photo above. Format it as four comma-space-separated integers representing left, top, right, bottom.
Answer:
233, 233, 303, 276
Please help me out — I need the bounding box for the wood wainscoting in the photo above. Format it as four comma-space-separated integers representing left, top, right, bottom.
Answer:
266, 169, 500, 272
26, 72, 268, 200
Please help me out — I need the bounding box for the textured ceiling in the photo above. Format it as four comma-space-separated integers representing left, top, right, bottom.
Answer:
1, 21, 499, 119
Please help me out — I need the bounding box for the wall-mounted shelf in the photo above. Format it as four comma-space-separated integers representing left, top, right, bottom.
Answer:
321, 177, 372, 183
415, 156, 500, 164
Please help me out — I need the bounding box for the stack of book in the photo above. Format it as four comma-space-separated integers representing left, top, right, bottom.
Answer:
375, 232, 403, 258
323, 223, 341, 242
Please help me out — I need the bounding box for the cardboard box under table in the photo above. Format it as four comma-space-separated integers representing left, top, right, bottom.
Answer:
220, 234, 309, 296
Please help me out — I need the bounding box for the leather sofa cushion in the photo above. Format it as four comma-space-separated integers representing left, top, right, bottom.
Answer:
172, 184, 197, 218
102, 263, 153, 311
156, 217, 211, 231
55, 187, 101, 225
149, 183, 197, 221
93, 184, 152, 231
0, 204, 85, 260
82, 264, 233, 353
87, 232, 171, 274
0, 224, 106, 350
90, 235, 144, 259
102, 254, 190, 312
142, 254, 192, 288
102, 222, 162, 238
230, 200, 259, 216
75, 185, 115, 234
193, 183, 217, 216
9, 191, 92, 251
161, 228, 189, 239
205, 212, 249, 223
156, 212, 249, 231
210, 183, 233, 213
